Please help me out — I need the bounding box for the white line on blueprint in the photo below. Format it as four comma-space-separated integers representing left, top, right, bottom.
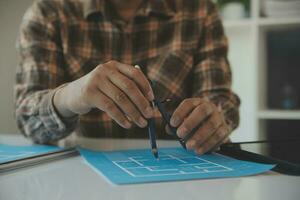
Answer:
193, 157, 233, 171
112, 161, 137, 177
112, 154, 233, 177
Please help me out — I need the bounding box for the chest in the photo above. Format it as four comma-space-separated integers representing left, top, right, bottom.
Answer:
61, 15, 203, 100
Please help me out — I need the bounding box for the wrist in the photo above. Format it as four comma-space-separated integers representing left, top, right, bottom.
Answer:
53, 83, 78, 118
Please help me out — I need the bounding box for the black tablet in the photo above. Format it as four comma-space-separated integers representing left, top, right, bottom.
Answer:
219, 140, 300, 176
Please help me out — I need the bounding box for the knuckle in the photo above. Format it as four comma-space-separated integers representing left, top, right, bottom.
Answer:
103, 101, 115, 112
206, 119, 217, 132
191, 98, 202, 106
95, 64, 106, 72
182, 98, 192, 106
182, 123, 192, 133
130, 68, 140, 77
198, 104, 213, 116
123, 80, 136, 91
106, 60, 117, 67
95, 64, 104, 71
95, 64, 108, 75
127, 108, 140, 120
93, 69, 105, 80
106, 68, 118, 77
115, 91, 127, 102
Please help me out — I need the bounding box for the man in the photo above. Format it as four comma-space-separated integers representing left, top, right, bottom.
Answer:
15, 0, 240, 155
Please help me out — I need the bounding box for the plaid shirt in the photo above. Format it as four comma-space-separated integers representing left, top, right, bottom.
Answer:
15, 0, 240, 144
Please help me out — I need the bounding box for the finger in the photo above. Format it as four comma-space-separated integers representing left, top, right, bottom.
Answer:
209, 128, 231, 152
176, 102, 214, 138
165, 124, 172, 135
187, 111, 223, 148
222, 137, 231, 144
111, 61, 154, 101
170, 98, 203, 127
195, 125, 228, 155
108, 71, 153, 119
209, 136, 230, 152
98, 78, 148, 128
88, 88, 132, 129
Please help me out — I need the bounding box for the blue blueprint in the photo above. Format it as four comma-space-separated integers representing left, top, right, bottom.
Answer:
79, 147, 275, 185
0, 144, 61, 163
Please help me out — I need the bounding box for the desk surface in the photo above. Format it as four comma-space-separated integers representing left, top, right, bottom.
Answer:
0, 134, 300, 200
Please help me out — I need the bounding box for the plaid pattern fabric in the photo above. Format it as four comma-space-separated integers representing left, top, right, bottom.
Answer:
15, 0, 240, 143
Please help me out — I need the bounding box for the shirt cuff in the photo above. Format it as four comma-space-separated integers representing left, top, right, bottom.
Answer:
218, 95, 240, 133
39, 86, 78, 137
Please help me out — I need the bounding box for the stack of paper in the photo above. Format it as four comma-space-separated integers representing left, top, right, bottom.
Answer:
263, 0, 300, 17
0, 144, 77, 173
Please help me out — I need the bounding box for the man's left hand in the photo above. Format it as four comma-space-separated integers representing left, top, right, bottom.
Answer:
165, 98, 230, 154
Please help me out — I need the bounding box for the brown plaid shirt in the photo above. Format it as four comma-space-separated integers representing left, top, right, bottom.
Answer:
15, 0, 240, 144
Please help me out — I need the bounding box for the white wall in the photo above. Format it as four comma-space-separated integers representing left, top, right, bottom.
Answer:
0, 0, 33, 134
225, 27, 256, 142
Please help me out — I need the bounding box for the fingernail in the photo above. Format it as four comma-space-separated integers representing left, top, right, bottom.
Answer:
147, 91, 154, 101
197, 148, 203, 155
138, 117, 147, 127
164, 125, 170, 135
124, 121, 132, 129
171, 116, 179, 127
187, 140, 196, 149
145, 106, 153, 118
134, 65, 141, 69
177, 127, 187, 138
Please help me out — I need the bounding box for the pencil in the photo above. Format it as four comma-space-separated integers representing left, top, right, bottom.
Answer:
148, 115, 159, 159
135, 64, 186, 150
134, 65, 159, 159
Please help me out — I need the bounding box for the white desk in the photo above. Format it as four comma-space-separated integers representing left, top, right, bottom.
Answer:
0, 134, 299, 200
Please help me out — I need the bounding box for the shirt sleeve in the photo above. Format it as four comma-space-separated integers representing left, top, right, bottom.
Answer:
192, 0, 240, 132
14, 1, 78, 144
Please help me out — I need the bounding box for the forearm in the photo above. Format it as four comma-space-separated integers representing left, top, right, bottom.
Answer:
192, 0, 240, 132
14, 0, 80, 144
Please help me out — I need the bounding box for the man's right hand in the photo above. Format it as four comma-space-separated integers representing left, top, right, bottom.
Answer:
53, 60, 155, 129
